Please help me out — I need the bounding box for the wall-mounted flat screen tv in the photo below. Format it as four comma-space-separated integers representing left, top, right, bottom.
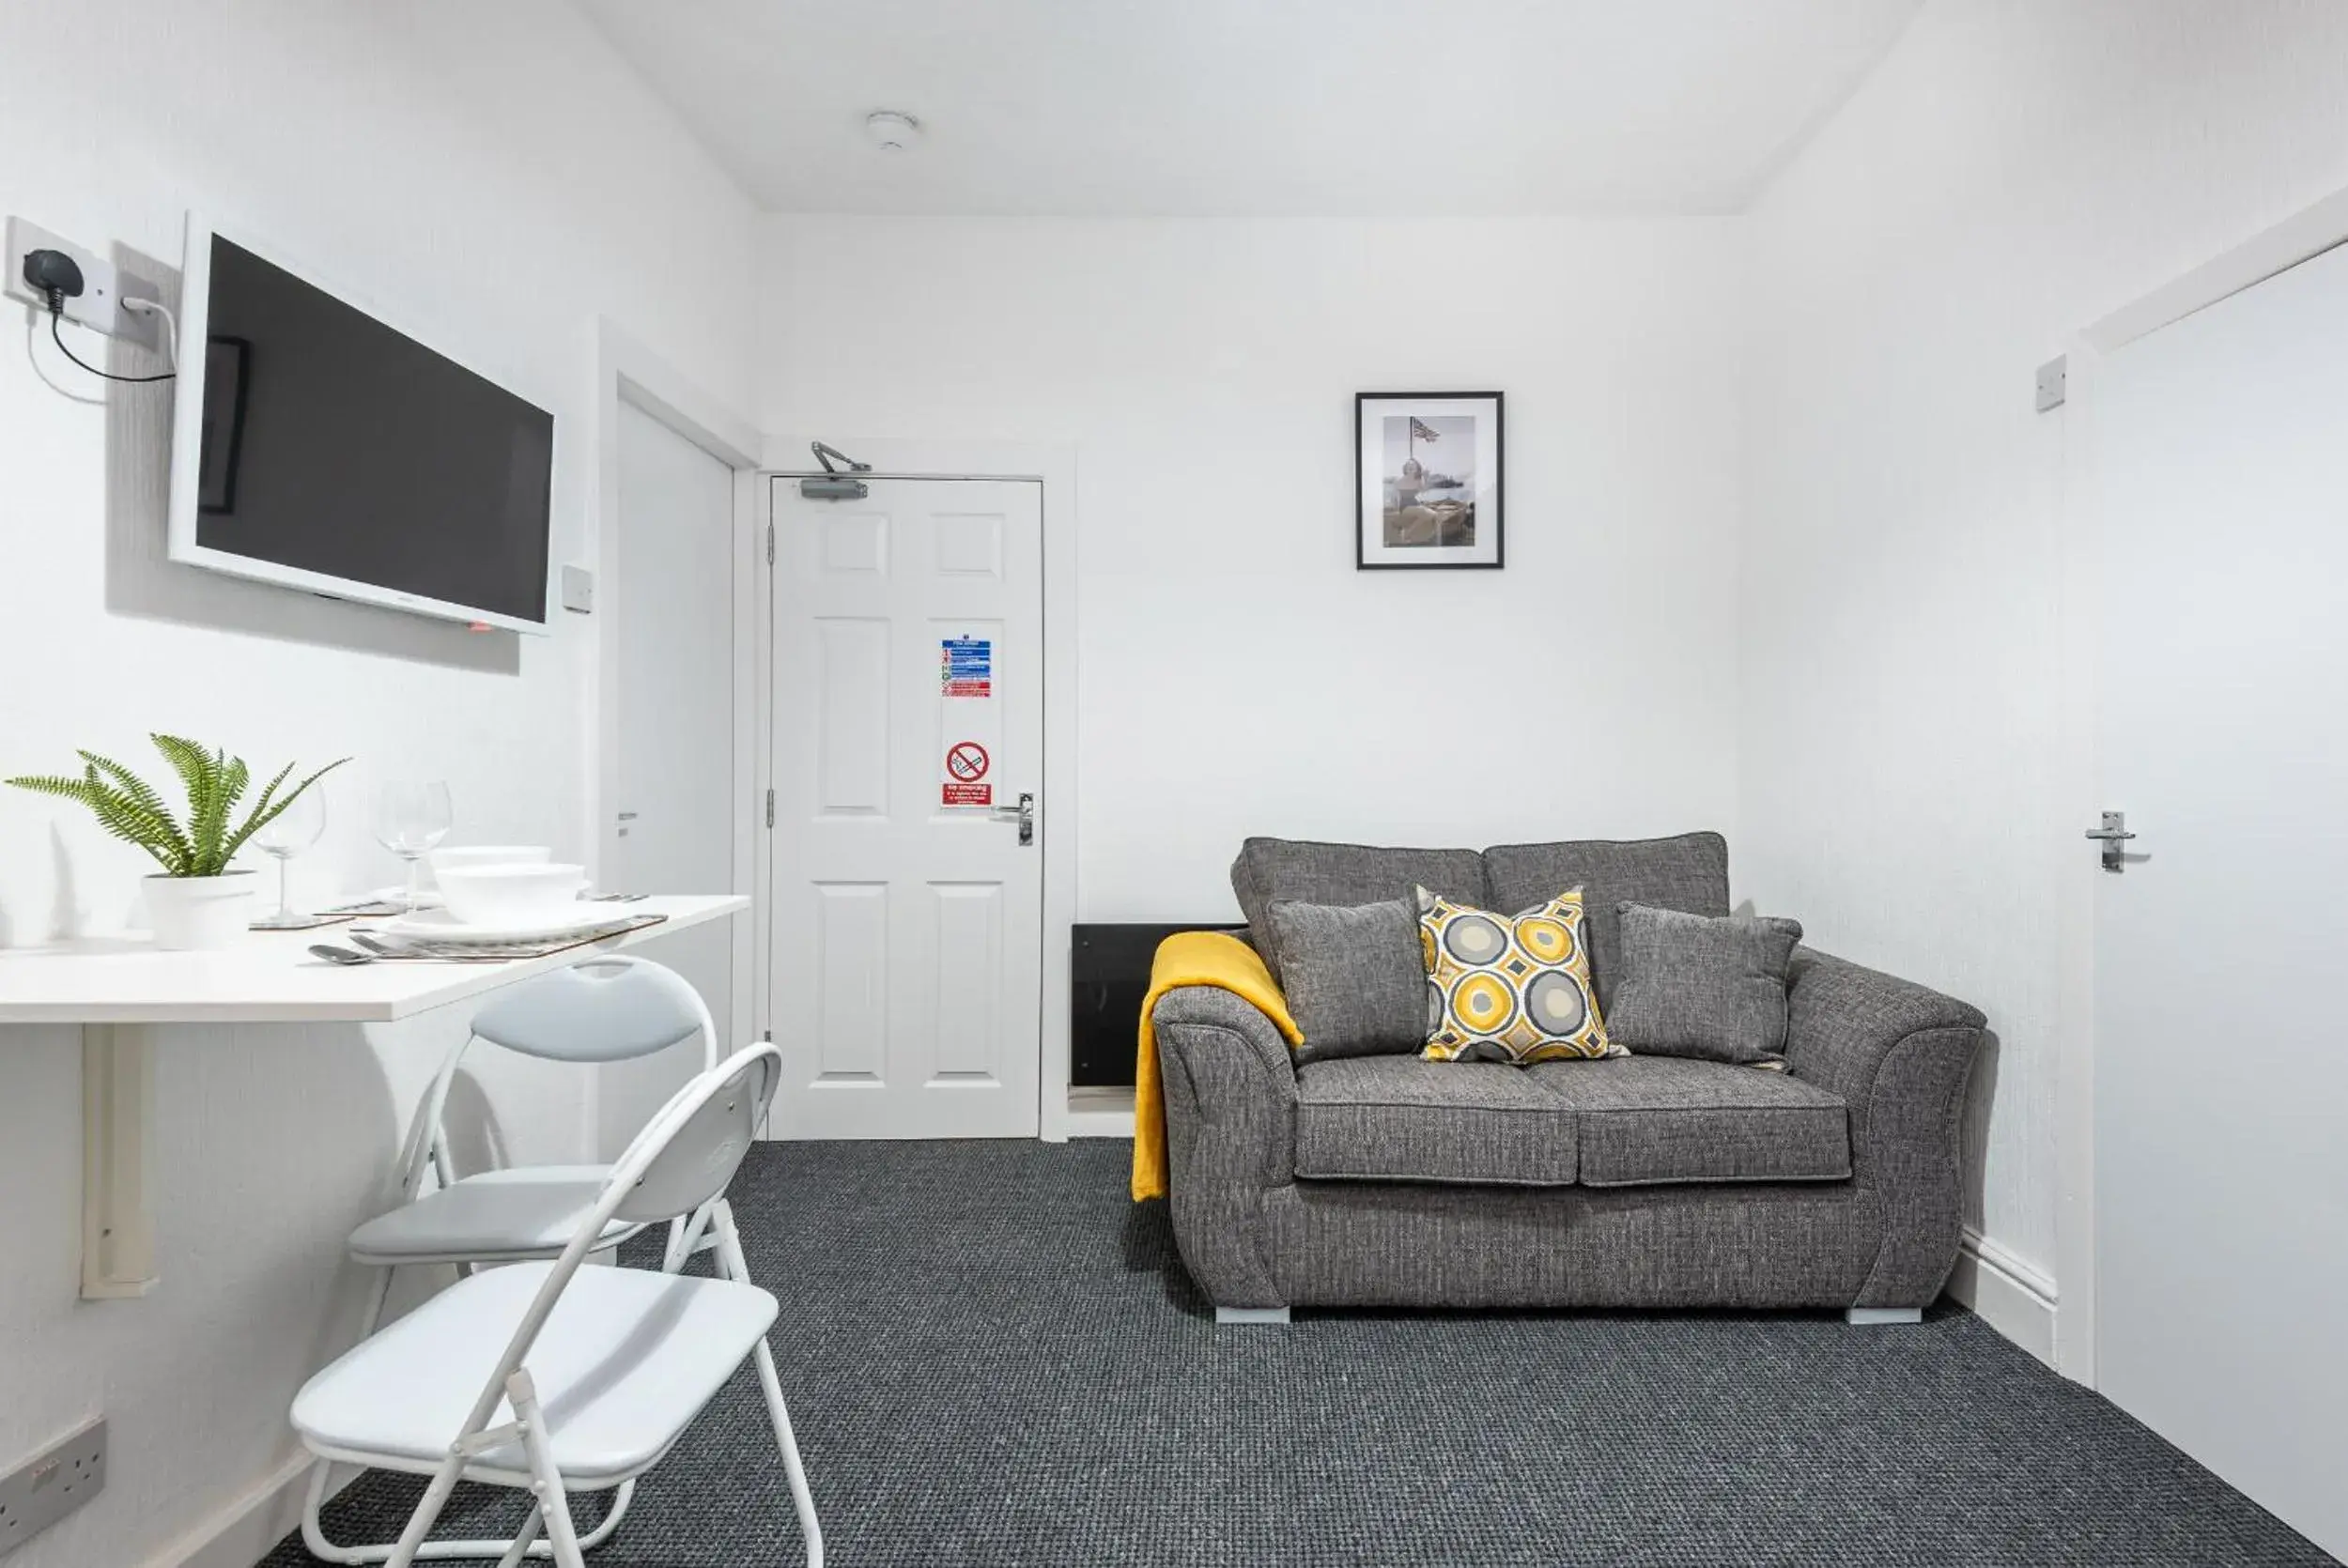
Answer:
166, 217, 554, 633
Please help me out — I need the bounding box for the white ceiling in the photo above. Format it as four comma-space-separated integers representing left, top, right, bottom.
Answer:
577, 0, 1922, 217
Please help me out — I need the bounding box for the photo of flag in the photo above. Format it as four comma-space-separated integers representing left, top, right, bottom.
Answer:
1382, 412, 1477, 547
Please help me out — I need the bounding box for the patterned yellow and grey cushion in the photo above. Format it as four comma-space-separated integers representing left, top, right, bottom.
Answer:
1416, 885, 1620, 1065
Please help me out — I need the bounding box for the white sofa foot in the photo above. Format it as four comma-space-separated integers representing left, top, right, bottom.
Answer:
1845, 1305, 1923, 1325
1214, 1305, 1290, 1325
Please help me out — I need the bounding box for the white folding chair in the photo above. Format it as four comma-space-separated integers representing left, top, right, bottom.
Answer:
302, 955, 743, 1563
290, 1042, 822, 1568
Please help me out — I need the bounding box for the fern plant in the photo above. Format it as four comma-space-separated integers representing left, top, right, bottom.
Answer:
7, 735, 348, 878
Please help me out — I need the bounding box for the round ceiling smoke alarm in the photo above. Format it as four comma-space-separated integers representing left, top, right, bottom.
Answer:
864, 111, 922, 152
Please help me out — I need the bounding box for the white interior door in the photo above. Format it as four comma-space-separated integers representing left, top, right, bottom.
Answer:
2094, 238, 2348, 1559
770, 475, 1043, 1139
602, 401, 738, 1156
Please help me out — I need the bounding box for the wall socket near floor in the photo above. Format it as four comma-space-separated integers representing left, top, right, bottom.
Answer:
0, 1418, 107, 1559
4, 217, 162, 352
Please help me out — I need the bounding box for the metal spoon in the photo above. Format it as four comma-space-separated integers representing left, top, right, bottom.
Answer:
348, 931, 412, 957
309, 943, 374, 966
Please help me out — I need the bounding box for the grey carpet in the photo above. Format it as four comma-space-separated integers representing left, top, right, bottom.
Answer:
265, 1140, 2335, 1567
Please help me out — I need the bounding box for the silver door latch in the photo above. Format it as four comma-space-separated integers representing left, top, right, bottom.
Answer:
990, 792, 1035, 847
2085, 810, 2137, 873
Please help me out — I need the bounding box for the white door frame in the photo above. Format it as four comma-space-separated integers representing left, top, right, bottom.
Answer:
590, 319, 764, 1103
759, 434, 1095, 1141
2051, 183, 2348, 1384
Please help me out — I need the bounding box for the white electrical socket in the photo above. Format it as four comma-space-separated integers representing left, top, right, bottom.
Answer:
0, 1417, 107, 1559
4, 216, 162, 353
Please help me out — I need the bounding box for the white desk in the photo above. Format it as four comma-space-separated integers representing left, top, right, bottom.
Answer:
0, 896, 749, 1299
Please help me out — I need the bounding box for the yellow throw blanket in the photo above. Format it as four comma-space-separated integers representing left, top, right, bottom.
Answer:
1131, 931, 1302, 1202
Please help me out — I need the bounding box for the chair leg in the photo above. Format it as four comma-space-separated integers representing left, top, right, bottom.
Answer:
573, 1478, 634, 1549
750, 1338, 825, 1568
667, 1201, 717, 1272
300, 1456, 363, 1564
380, 1453, 467, 1568
301, 1264, 406, 1564
705, 1199, 742, 1282
303, 1471, 587, 1563
509, 1371, 589, 1568
710, 1203, 820, 1565
492, 1504, 546, 1568
359, 1263, 398, 1338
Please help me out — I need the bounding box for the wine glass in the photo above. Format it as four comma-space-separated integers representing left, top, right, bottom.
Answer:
251, 785, 327, 930
372, 781, 454, 915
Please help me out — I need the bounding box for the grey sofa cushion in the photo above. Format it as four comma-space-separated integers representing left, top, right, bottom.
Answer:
1294, 1056, 1576, 1185
1606, 903, 1805, 1067
1481, 833, 1730, 1013
1263, 898, 1431, 1065
1293, 1053, 1848, 1189
1232, 838, 1491, 981
1531, 1055, 1850, 1186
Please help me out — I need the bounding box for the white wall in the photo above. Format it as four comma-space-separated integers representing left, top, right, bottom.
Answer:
0, 5, 756, 1564
758, 217, 1747, 920
1739, 0, 2348, 1299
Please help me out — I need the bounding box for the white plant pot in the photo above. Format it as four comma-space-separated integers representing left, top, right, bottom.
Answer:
144, 872, 256, 951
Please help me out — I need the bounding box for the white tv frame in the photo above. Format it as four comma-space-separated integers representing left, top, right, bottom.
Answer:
166, 212, 556, 635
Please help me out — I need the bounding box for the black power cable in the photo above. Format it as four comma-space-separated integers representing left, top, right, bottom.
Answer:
45, 299, 174, 382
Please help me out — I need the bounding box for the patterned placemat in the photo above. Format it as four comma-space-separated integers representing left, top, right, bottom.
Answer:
346, 911, 670, 961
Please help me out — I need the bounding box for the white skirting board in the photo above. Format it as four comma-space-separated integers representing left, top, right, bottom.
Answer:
1054, 1086, 1135, 1141
1946, 1225, 2060, 1369
145, 1451, 323, 1568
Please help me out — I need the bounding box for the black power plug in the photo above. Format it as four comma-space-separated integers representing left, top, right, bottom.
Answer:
22, 247, 85, 314
21, 246, 172, 383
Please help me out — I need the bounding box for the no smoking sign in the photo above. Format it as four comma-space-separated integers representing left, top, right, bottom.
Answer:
942, 741, 991, 807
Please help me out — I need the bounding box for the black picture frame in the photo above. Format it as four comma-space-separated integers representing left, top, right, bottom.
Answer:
1354, 390, 1504, 570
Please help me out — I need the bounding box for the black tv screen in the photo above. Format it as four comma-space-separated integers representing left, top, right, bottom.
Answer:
178, 233, 554, 627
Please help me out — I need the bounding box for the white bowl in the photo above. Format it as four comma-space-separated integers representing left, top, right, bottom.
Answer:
436, 861, 587, 927
429, 844, 553, 877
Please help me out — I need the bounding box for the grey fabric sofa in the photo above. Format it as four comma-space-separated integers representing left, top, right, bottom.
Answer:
1151, 833, 1986, 1325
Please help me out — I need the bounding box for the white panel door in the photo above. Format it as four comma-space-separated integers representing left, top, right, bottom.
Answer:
602, 402, 737, 1155
2094, 239, 2348, 1559
770, 476, 1043, 1138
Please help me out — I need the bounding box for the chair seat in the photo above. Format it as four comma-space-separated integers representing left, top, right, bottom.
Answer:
293, 1262, 778, 1487
348, 1166, 643, 1265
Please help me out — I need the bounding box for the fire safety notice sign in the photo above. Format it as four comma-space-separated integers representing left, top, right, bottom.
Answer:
938, 633, 996, 808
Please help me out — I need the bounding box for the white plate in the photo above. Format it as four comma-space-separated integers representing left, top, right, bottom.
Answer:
362, 885, 447, 911
370, 905, 636, 945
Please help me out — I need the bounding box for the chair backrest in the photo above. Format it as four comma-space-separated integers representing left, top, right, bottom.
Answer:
607, 1040, 780, 1224
392, 956, 722, 1204
469, 955, 717, 1065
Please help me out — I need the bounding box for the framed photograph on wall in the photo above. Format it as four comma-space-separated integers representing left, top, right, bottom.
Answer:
1355, 391, 1503, 569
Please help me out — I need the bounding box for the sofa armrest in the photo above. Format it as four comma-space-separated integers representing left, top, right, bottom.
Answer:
1151, 985, 1297, 1306
1783, 947, 1986, 1308
1151, 986, 1296, 1175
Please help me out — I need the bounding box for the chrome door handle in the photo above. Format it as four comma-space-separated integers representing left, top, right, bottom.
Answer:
2085, 810, 2137, 872
989, 792, 1035, 847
